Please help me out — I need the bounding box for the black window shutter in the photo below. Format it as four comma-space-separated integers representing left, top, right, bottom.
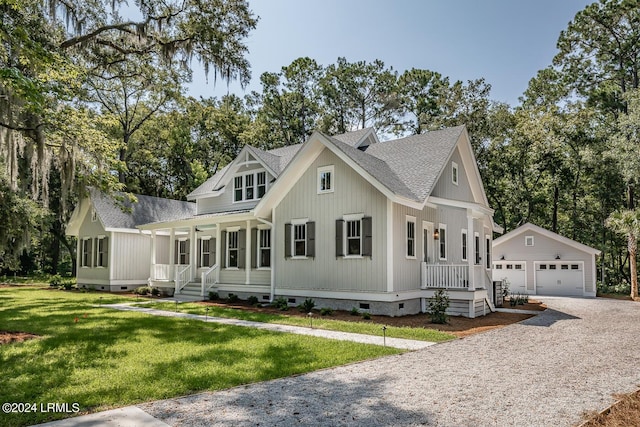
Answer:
307, 222, 315, 257
221, 232, 227, 268
211, 238, 216, 267
238, 229, 246, 269
174, 239, 179, 264
284, 224, 292, 258
251, 228, 258, 268
185, 238, 191, 265
103, 237, 109, 267
197, 238, 202, 267
363, 216, 372, 257
336, 219, 344, 257
90, 238, 95, 267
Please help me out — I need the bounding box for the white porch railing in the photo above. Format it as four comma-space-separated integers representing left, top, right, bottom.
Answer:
421, 263, 469, 289
151, 264, 171, 281
175, 264, 192, 295
201, 264, 219, 297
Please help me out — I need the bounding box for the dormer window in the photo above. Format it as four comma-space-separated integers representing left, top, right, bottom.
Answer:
234, 171, 268, 202
91, 209, 97, 222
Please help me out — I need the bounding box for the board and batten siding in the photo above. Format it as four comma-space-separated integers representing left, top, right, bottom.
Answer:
76, 205, 110, 283
218, 219, 271, 285
155, 235, 170, 264
111, 233, 152, 281
493, 229, 596, 294
392, 204, 471, 292
274, 147, 387, 293
197, 162, 274, 215
430, 147, 473, 202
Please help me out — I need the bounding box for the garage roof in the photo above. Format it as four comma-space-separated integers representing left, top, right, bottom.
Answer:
493, 223, 601, 255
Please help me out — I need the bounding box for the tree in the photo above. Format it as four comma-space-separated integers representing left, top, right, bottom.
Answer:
396, 68, 449, 135
606, 209, 640, 300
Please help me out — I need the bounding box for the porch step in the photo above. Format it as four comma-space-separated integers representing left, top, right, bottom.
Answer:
176, 282, 203, 297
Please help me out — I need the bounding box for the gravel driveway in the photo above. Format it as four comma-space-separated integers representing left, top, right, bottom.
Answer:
140, 297, 640, 426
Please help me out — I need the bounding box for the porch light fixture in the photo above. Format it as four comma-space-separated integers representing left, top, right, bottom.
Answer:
433, 229, 440, 240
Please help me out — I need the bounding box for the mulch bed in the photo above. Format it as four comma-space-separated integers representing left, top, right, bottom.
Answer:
195, 299, 539, 339
0, 331, 39, 345
500, 300, 548, 311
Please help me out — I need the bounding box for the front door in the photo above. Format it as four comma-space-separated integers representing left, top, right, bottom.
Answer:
422, 222, 434, 263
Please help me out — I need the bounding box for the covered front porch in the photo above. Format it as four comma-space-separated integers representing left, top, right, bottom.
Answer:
141, 212, 273, 299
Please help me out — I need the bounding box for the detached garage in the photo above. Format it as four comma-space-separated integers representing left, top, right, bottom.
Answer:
492, 223, 600, 298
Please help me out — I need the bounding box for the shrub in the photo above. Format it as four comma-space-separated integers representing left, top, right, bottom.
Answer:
361, 312, 371, 320
427, 289, 450, 324
298, 298, 315, 313
226, 293, 239, 303
247, 295, 259, 305
320, 307, 334, 316
134, 286, 150, 295
350, 307, 360, 316
272, 297, 289, 311
501, 278, 510, 298
209, 291, 219, 301
151, 287, 160, 296
49, 274, 62, 287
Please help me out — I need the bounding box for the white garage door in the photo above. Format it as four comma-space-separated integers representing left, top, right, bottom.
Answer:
535, 262, 584, 296
493, 262, 526, 294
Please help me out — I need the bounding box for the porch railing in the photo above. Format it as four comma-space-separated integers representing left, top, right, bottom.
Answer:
151, 264, 171, 281
175, 264, 192, 295
201, 264, 219, 297
421, 263, 469, 289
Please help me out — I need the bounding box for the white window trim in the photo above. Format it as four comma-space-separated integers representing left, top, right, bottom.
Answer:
461, 229, 468, 262
525, 235, 534, 247
406, 215, 417, 259
95, 235, 107, 268
232, 171, 268, 203
81, 237, 92, 268
452, 162, 459, 186
438, 223, 447, 261
317, 165, 335, 194
226, 229, 240, 270
257, 227, 272, 270
344, 213, 365, 259
291, 218, 309, 259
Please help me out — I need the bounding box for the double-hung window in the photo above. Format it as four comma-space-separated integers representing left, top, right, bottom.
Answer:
227, 231, 239, 268
258, 229, 271, 268
201, 238, 211, 267
438, 224, 447, 260
346, 219, 361, 256
293, 224, 306, 257
257, 172, 267, 198
245, 174, 254, 200
474, 232, 481, 265
285, 220, 315, 258
234, 171, 268, 202
234, 176, 243, 202
95, 236, 108, 267
407, 217, 416, 258
81, 238, 92, 267
485, 235, 491, 269
317, 165, 334, 194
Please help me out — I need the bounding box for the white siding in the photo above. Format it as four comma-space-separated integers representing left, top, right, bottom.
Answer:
274, 147, 388, 293
76, 205, 110, 283
111, 233, 152, 281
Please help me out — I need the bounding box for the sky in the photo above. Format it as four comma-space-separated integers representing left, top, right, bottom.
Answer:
187, 0, 594, 107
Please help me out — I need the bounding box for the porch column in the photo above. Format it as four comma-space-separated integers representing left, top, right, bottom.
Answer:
215, 225, 221, 283
149, 230, 156, 280
190, 225, 196, 280
467, 209, 475, 291
270, 208, 275, 301
169, 228, 175, 281
245, 220, 251, 285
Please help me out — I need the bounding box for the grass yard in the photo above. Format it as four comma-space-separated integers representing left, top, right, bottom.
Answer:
141, 301, 456, 342
0, 287, 401, 427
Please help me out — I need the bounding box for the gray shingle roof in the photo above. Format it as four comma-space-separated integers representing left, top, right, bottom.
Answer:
186, 126, 465, 205
331, 127, 374, 147
91, 189, 196, 229
364, 126, 465, 201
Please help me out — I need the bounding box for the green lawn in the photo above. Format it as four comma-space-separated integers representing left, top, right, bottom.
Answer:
0, 287, 401, 427
140, 301, 456, 342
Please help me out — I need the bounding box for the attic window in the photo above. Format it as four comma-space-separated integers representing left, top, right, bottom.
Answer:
91, 209, 97, 222
452, 162, 459, 186
317, 165, 334, 194
525, 236, 534, 247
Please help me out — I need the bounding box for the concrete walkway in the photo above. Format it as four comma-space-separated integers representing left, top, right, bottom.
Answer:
104, 303, 436, 350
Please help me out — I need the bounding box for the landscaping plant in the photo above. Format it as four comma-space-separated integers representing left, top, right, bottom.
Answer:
427, 289, 450, 324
